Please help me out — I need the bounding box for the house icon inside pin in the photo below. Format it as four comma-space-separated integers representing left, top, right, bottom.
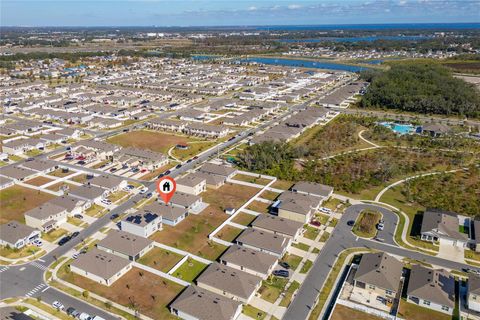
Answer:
163, 181, 171, 192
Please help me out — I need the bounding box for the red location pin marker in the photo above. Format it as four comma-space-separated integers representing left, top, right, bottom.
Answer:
156, 176, 176, 204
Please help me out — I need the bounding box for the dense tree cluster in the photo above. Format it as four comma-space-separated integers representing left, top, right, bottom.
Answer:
359, 62, 480, 117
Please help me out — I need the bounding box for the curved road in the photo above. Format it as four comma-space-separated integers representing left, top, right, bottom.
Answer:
283, 203, 480, 320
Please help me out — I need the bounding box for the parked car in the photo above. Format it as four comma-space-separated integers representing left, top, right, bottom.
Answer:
77, 160, 86, 165
109, 167, 117, 172
310, 220, 321, 227
131, 168, 140, 173
122, 164, 128, 169
66, 307, 77, 316
79, 312, 92, 320
52, 301, 65, 310
139, 188, 148, 194
72, 252, 79, 259
71, 231, 80, 238
26, 158, 35, 162
101, 199, 112, 206
186, 159, 193, 163
273, 270, 289, 278
91, 316, 105, 320
377, 223, 385, 231
347, 220, 355, 227
32, 239, 43, 247
164, 170, 171, 175
145, 192, 152, 199
228, 136, 236, 141
157, 173, 164, 179
193, 156, 199, 160
58, 236, 71, 246
279, 261, 290, 269
74, 214, 83, 219
110, 213, 119, 220
140, 169, 147, 173
320, 207, 331, 214
175, 164, 182, 169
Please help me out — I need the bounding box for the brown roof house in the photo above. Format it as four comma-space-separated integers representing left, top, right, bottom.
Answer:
235, 227, 291, 257
195, 262, 262, 303
143, 201, 188, 226
353, 252, 404, 307
24, 202, 68, 233
251, 214, 303, 240
218, 244, 278, 279
420, 208, 468, 246
0, 221, 41, 249
70, 248, 132, 286
170, 285, 242, 320
406, 265, 455, 315
273, 191, 322, 223
96, 230, 154, 261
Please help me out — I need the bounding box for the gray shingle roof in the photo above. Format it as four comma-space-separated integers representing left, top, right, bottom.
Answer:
354, 252, 403, 292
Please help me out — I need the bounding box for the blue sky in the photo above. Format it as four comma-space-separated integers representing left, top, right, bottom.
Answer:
1, 0, 479, 27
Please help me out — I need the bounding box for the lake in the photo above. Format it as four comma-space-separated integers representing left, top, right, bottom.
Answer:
236, 57, 369, 72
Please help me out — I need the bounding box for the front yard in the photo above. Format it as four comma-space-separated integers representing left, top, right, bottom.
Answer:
42, 228, 68, 243
58, 265, 184, 320
259, 276, 289, 303
0, 245, 42, 259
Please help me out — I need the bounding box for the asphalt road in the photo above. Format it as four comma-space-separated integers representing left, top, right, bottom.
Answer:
0, 96, 303, 318
283, 203, 480, 320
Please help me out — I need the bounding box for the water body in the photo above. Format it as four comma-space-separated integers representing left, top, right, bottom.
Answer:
255, 23, 480, 31
191, 55, 220, 60
236, 57, 369, 72
279, 35, 431, 43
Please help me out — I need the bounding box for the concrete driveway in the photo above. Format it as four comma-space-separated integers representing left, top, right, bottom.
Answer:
437, 238, 465, 263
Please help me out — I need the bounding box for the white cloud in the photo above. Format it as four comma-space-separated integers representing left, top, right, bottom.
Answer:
247, 6, 257, 11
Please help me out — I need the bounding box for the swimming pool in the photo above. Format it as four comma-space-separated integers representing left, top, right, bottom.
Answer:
379, 122, 416, 135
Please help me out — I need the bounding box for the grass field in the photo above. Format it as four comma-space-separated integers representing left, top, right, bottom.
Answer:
281, 253, 303, 271
331, 305, 383, 320
150, 210, 228, 260
259, 190, 280, 201
246, 200, 270, 213
270, 179, 294, 191
25, 176, 54, 186
304, 225, 321, 240
0, 245, 41, 259
300, 260, 313, 274
216, 225, 244, 242
42, 228, 68, 243
259, 276, 289, 303
59, 265, 184, 320
279, 281, 300, 307
231, 212, 257, 226
137, 247, 184, 273
397, 300, 451, 320
243, 305, 267, 320
172, 258, 207, 282
108, 130, 199, 155
0, 185, 55, 224
352, 210, 381, 238
203, 182, 259, 213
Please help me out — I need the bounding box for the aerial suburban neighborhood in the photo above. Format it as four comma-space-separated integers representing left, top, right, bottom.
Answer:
0, 2, 480, 320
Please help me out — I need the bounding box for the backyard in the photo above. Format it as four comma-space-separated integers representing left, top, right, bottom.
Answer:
397, 300, 451, 320
215, 225, 244, 242
137, 247, 184, 273
58, 265, 184, 320
108, 130, 200, 155
331, 305, 383, 320
0, 185, 55, 224
172, 258, 207, 282
202, 182, 259, 214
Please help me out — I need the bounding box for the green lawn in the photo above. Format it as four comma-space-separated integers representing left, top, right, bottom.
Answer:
259, 190, 280, 201
279, 281, 300, 307
319, 232, 331, 242
85, 204, 106, 217
0, 245, 42, 259
67, 216, 84, 227
232, 174, 272, 186
172, 258, 207, 282
281, 253, 303, 271
243, 305, 267, 320
216, 225, 244, 242
300, 260, 313, 274
304, 225, 321, 240
259, 276, 289, 303
397, 300, 451, 320
137, 247, 184, 273
292, 242, 310, 252
42, 228, 68, 243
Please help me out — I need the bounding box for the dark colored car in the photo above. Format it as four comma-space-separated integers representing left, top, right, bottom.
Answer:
228, 136, 236, 141
157, 173, 164, 179
74, 214, 83, 219
77, 160, 86, 165
71, 231, 80, 238
110, 213, 119, 220
186, 159, 193, 163
110, 167, 117, 172
175, 164, 182, 169
58, 236, 71, 246
145, 192, 153, 198
164, 170, 171, 175
193, 156, 199, 160
66, 307, 77, 316
26, 158, 35, 162
347, 220, 355, 227
273, 270, 289, 278
279, 262, 290, 270
310, 220, 321, 227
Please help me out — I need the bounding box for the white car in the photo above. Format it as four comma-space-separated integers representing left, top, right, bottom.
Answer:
139, 188, 148, 194
52, 301, 64, 310
72, 252, 79, 259
320, 207, 332, 214
32, 239, 43, 247
101, 199, 112, 206
377, 223, 385, 231
79, 312, 92, 320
